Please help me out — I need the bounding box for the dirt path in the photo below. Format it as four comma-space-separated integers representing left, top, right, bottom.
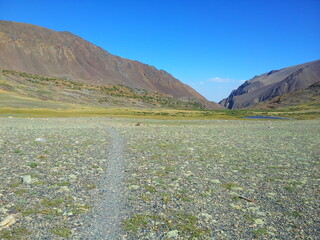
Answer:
78, 126, 125, 239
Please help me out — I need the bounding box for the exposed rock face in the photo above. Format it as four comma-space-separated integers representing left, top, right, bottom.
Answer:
0, 20, 222, 109
250, 81, 320, 110
220, 60, 320, 109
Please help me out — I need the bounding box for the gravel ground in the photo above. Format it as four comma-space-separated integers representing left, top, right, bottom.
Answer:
75, 126, 126, 239
0, 118, 119, 239
0, 118, 319, 239
116, 119, 320, 239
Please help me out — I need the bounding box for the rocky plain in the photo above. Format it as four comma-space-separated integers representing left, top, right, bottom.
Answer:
0, 117, 319, 239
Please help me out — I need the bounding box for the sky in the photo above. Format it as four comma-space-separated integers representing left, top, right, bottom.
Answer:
1, 0, 320, 102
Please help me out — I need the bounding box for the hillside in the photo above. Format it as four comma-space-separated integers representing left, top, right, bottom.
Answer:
250, 81, 320, 110
0, 20, 222, 109
0, 69, 211, 110
220, 60, 320, 109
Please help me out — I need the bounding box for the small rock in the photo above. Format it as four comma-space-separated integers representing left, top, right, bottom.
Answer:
256, 211, 267, 216
211, 179, 221, 184
0, 207, 8, 213
268, 226, 277, 232
167, 230, 179, 239
69, 174, 77, 181
230, 204, 242, 210
267, 192, 277, 197
59, 186, 70, 192
0, 214, 21, 230
200, 213, 212, 219
35, 138, 46, 142
248, 206, 260, 212
22, 175, 32, 184
254, 219, 265, 225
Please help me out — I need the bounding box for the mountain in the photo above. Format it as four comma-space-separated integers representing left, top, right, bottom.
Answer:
0, 20, 222, 109
250, 81, 320, 110
0, 69, 211, 110
220, 60, 320, 109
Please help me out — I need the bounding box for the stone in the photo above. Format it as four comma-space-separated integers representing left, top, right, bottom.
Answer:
211, 179, 221, 184
0, 214, 20, 230
22, 175, 32, 184
254, 219, 265, 225
69, 174, 77, 181
200, 213, 212, 219
256, 211, 267, 216
230, 204, 242, 210
167, 230, 179, 239
35, 138, 46, 142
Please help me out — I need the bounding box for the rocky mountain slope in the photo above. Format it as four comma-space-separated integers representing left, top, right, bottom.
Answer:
220, 60, 320, 109
0, 20, 222, 109
0, 69, 210, 110
250, 81, 320, 110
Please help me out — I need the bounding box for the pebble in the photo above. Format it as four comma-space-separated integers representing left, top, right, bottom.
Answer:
254, 219, 265, 225
35, 138, 47, 142
167, 230, 179, 239
21, 175, 32, 184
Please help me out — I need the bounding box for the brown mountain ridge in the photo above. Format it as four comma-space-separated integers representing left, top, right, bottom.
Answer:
0, 20, 222, 109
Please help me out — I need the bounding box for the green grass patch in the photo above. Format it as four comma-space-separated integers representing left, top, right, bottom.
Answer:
123, 214, 149, 232
41, 198, 65, 207
0, 105, 319, 119
252, 228, 269, 237
14, 188, 28, 196
28, 162, 38, 168
221, 182, 239, 190
0, 227, 31, 240
56, 181, 71, 186
50, 226, 71, 238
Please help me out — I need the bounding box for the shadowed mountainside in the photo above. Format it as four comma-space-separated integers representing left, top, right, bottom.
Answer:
249, 81, 320, 110
220, 60, 320, 109
0, 20, 222, 109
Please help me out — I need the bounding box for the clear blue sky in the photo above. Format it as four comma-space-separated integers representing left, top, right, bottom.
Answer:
1, 0, 320, 102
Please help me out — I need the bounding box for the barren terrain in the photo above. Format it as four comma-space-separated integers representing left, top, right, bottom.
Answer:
0, 118, 319, 239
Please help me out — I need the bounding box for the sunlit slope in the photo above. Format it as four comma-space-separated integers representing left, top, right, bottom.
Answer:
0, 70, 209, 110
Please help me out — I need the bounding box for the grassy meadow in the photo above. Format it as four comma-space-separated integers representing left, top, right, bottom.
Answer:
1, 69, 319, 120
1, 106, 319, 120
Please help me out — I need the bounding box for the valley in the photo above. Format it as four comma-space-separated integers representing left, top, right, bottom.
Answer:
0, 19, 319, 240
0, 118, 319, 239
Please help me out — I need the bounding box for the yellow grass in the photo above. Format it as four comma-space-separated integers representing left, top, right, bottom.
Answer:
0, 107, 244, 119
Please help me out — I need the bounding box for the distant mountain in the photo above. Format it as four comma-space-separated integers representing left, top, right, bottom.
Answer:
220, 60, 320, 109
0, 20, 222, 109
250, 81, 320, 110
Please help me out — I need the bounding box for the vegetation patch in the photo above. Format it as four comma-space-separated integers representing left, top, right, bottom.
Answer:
50, 225, 71, 238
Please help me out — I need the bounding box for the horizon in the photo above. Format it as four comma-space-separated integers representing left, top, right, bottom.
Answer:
1, 0, 320, 102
